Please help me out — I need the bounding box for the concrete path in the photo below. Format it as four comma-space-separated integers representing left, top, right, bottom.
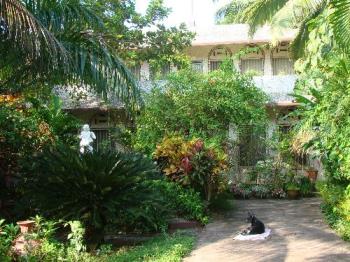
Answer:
184, 198, 350, 262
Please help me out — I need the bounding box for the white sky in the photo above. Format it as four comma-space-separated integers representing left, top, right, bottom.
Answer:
135, 0, 231, 29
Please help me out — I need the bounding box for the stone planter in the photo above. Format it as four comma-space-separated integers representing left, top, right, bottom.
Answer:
17, 220, 35, 234
287, 189, 300, 200
13, 220, 40, 256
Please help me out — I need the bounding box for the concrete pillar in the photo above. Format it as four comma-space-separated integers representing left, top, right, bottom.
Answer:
264, 51, 273, 76
140, 62, 150, 81
233, 58, 240, 72
203, 57, 209, 73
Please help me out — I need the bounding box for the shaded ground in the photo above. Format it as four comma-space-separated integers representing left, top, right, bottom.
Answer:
184, 198, 350, 262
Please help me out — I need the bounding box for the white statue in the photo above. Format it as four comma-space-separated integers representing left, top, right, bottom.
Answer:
79, 124, 96, 154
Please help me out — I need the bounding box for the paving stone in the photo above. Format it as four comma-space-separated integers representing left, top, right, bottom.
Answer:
184, 198, 350, 262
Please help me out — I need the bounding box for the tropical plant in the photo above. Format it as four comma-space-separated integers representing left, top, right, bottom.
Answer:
21, 144, 165, 235
154, 135, 228, 201
134, 65, 268, 154
0, 95, 80, 180
0, 0, 139, 109
215, 0, 255, 24
151, 180, 208, 224
233, 0, 350, 57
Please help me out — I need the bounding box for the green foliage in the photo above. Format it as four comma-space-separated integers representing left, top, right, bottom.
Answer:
0, 219, 19, 261
291, 11, 350, 240
154, 135, 229, 202
108, 233, 195, 262
215, 0, 256, 24
236, 0, 330, 58
318, 182, 350, 240
22, 144, 165, 233
1, 1, 140, 109
134, 67, 268, 155
0, 95, 80, 176
299, 176, 314, 196
84, 0, 194, 75
152, 180, 208, 224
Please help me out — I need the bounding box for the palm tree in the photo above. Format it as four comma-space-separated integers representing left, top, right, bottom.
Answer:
234, 0, 329, 58
0, 0, 139, 110
215, 0, 255, 24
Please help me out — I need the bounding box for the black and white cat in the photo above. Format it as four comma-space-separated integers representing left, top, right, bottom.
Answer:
242, 211, 265, 235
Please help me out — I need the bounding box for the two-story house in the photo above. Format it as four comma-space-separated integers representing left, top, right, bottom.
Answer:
60, 24, 309, 171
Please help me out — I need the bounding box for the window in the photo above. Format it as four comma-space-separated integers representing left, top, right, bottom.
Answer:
91, 129, 109, 152
238, 126, 266, 166
150, 63, 171, 80
130, 65, 141, 80
209, 60, 222, 71
273, 58, 294, 75
240, 59, 264, 74
161, 63, 171, 78
191, 61, 203, 72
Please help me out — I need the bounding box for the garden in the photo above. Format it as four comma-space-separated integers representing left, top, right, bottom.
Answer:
1, 0, 350, 261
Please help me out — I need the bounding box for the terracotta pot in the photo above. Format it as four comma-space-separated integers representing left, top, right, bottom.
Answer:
17, 220, 35, 234
287, 189, 300, 200
306, 170, 318, 182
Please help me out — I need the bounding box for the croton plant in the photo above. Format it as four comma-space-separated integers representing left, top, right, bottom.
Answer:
153, 135, 228, 201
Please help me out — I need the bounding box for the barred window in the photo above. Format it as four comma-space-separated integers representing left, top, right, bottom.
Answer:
209, 60, 222, 71
130, 65, 141, 81
150, 63, 171, 80
92, 129, 109, 152
273, 58, 294, 75
238, 126, 266, 166
191, 61, 203, 72
240, 59, 264, 75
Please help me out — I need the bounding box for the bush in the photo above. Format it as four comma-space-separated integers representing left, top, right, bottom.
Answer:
154, 135, 228, 201
317, 182, 350, 240
22, 145, 167, 234
0, 219, 19, 261
152, 180, 208, 224
134, 67, 268, 155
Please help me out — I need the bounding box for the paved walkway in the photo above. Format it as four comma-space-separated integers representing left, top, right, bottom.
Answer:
184, 198, 350, 262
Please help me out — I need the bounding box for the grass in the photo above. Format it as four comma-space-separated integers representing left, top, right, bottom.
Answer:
107, 233, 195, 262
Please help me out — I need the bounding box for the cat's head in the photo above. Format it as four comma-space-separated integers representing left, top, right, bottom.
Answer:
246, 211, 256, 223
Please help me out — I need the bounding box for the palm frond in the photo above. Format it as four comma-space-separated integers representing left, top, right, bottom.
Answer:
0, 0, 140, 110
238, 0, 289, 35
0, 0, 69, 81
330, 0, 350, 50
289, 0, 328, 58
215, 0, 255, 24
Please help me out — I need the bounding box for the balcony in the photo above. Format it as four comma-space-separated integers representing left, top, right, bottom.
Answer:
253, 75, 297, 103
140, 75, 297, 103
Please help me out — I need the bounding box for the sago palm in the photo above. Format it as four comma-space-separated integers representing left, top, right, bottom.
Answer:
0, 0, 139, 110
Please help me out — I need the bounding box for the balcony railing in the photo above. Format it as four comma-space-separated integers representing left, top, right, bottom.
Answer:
140, 75, 297, 103
253, 75, 297, 102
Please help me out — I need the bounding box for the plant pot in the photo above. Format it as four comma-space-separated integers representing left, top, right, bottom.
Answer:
287, 189, 300, 200
306, 170, 318, 182
17, 220, 35, 234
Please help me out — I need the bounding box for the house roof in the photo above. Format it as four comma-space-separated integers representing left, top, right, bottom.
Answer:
55, 85, 124, 110
191, 24, 296, 46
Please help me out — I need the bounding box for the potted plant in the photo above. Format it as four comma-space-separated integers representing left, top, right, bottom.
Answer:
286, 182, 300, 200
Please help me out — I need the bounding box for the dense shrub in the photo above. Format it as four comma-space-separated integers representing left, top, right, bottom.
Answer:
154, 135, 228, 201
134, 65, 268, 154
0, 95, 80, 214
22, 145, 167, 234
152, 180, 208, 224
0, 95, 80, 177
317, 182, 350, 240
